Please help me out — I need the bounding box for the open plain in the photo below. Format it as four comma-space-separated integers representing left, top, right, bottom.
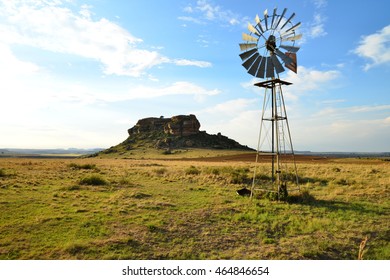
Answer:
0, 150, 389, 259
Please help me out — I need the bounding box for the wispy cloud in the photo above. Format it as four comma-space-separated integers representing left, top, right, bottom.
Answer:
285, 66, 340, 95
195, 98, 260, 146
180, 0, 247, 26
308, 13, 327, 38
172, 59, 212, 68
0, 43, 40, 76
202, 98, 257, 115
315, 104, 390, 117
312, 0, 328, 9
0, 0, 211, 77
240, 66, 341, 104
19, 79, 221, 104
124, 81, 220, 100
300, 0, 328, 41
353, 25, 390, 70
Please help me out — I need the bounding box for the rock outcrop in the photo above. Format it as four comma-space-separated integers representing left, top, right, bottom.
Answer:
95, 114, 253, 155
128, 114, 200, 137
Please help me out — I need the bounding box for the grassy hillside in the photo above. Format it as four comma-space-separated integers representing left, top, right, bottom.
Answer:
0, 156, 389, 259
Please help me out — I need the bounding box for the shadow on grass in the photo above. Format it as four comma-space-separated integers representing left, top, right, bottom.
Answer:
287, 191, 386, 216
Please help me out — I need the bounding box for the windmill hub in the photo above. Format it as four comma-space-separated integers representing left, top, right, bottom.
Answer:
266, 35, 276, 53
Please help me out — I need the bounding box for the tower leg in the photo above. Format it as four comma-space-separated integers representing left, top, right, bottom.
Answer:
251, 78, 300, 200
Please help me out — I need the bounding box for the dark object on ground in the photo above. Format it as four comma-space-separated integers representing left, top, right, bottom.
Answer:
236, 188, 252, 196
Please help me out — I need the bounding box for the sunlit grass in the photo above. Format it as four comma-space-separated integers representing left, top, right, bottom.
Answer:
0, 156, 389, 259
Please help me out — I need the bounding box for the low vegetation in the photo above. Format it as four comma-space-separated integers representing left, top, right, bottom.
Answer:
0, 155, 389, 260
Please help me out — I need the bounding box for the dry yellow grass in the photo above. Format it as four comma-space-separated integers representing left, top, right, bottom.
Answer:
0, 156, 389, 259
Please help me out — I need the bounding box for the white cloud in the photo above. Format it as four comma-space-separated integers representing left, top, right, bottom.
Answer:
308, 13, 327, 38
0, 0, 211, 77
203, 98, 257, 115
197, 99, 260, 147
315, 104, 390, 117
48, 81, 221, 103
293, 116, 390, 152
291, 103, 390, 152
125, 81, 220, 100
177, 16, 205, 25
353, 25, 390, 70
312, 0, 328, 9
180, 0, 245, 26
0, 43, 40, 76
172, 59, 212, 68
321, 99, 346, 105
300, 1, 328, 42
241, 66, 341, 100
285, 66, 340, 95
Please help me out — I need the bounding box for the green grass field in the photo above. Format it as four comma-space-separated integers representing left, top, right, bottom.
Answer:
0, 154, 389, 259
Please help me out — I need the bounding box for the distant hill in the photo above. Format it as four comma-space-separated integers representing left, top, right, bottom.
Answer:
0, 148, 104, 158
93, 114, 253, 157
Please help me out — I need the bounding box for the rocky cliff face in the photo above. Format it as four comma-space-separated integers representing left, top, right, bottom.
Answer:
96, 114, 253, 153
128, 114, 200, 137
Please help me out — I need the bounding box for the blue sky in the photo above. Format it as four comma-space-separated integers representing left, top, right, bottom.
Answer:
0, 0, 389, 152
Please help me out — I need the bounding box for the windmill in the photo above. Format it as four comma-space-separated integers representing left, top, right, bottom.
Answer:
239, 7, 301, 199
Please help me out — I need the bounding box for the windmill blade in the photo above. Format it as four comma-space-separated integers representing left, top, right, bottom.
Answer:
255, 14, 265, 33
271, 54, 285, 74
264, 9, 268, 30
248, 55, 263, 76
242, 33, 258, 42
239, 48, 257, 61
255, 14, 261, 24
256, 56, 266, 78
280, 12, 295, 30
271, 8, 277, 29
280, 45, 300, 53
248, 23, 260, 36
281, 34, 302, 42
282, 22, 301, 34
242, 52, 259, 70
265, 57, 274, 78
275, 49, 293, 65
239, 43, 257, 51
274, 8, 287, 29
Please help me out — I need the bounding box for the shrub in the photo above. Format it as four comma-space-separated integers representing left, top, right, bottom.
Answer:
68, 163, 97, 170
287, 190, 316, 204
153, 168, 167, 175
79, 175, 108, 186
147, 224, 158, 232
185, 166, 201, 175
62, 185, 81, 191
0, 169, 6, 177
335, 178, 349, 186
210, 168, 220, 175
230, 167, 250, 184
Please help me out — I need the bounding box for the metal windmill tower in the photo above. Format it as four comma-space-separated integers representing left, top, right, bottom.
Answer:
239, 8, 301, 199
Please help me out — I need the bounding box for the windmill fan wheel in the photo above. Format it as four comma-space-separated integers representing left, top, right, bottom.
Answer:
239, 8, 302, 79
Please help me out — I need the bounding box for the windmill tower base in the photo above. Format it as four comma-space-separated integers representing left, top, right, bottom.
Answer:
250, 78, 300, 200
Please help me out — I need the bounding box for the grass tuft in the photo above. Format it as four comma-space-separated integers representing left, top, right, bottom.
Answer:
68, 163, 98, 170
185, 165, 201, 175
79, 175, 108, 186
0, 168, 6, 177
153, 168, 167, 175
287, 190, 316, 204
